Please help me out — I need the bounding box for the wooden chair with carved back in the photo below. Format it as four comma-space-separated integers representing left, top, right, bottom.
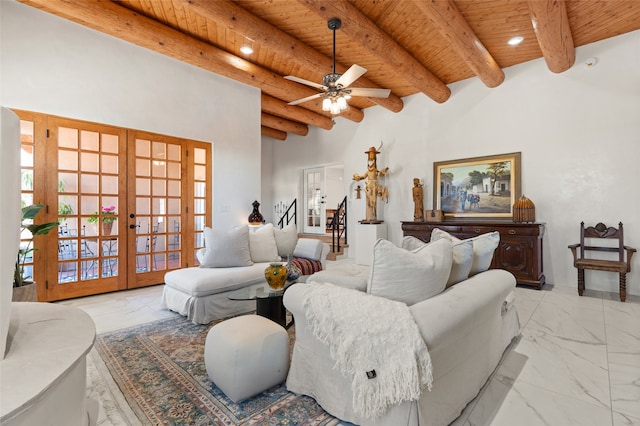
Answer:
568, 222, 636, 302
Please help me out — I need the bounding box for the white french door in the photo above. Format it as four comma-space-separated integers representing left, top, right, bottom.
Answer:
303, 167, 326, 234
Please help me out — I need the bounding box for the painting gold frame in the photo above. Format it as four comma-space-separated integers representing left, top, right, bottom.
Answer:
433, 152, 521, 220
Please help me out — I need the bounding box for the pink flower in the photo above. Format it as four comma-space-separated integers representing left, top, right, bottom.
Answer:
102, 205, 116, 213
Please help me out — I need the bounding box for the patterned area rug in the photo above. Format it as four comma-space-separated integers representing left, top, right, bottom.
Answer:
95, 316, 339, 425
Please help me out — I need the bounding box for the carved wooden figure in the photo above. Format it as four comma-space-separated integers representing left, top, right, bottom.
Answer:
412, 178, 424, 221
353, 143, 389, 223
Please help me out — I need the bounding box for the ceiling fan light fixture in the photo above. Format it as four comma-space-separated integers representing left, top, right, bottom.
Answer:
322, 97, 332, 111
330, 101, 341, 115
337, 95, 348, 110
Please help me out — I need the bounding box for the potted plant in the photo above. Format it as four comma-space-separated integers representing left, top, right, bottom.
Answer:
14, 204, 59, 301
87, 205, 117, 235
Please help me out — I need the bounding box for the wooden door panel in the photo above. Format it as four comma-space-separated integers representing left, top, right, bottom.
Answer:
45, 117, 128, 301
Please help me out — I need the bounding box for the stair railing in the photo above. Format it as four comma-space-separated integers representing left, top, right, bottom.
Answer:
330, 196, 347, 253
276, 199, 297, 229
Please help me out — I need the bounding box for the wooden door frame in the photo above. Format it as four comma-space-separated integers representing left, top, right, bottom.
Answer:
14, 110, 211, 300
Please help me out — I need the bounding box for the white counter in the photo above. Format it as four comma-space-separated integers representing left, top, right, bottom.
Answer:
1, 302, 96, 426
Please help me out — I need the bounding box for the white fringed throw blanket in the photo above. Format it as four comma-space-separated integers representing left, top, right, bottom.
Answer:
302, 283, 433, 419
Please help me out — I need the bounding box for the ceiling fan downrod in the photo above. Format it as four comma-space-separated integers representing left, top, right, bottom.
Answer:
327, 17, 342, 80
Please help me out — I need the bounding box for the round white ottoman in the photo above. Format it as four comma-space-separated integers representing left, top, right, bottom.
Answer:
204, 314, 289, 403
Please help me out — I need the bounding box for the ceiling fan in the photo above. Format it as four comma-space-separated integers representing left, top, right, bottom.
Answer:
285, 17, 391, 114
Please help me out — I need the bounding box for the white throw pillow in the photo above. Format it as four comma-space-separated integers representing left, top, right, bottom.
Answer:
400, 235, 427, 251
248, 223, 281, 263
292, 238, 323, 261
200, 226, 253, 268
274, 222, 298, 257
402, 236, 473, 287
431, 228, 500, 276
195, 247, 207, 264
368, 238, 453, 305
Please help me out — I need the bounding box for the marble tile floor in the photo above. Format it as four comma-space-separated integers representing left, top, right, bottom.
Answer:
58, 266, 640, 426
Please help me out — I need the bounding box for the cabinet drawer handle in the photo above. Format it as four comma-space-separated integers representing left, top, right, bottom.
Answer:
509, 229, 516, 235
474, 228, 481, 233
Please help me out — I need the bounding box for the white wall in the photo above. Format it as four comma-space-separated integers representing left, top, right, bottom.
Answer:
268, 30, 640, 296
0, 1, 262, 230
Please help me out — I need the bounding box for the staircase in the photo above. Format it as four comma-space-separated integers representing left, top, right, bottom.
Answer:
278, 197, 348, 261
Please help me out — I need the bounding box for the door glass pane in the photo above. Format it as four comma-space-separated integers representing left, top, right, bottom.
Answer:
168, 198, 180, 214
136, 139, 150, 157
167, 162, 180, 179
18, 119, 37, 286
168, 144, 181, 160
58, 127, 78, 149
136, 159, 150, 177
168, 180, 181, 197
152, 161, 166, 178
194, 165, 206, 181
101, 154, 118, 174
102, 134, 118, 153
102, 176, 118, 194
152, 179, 166, 196
81, 174, 99, 194
136, 197, 150, 215
80, 130, 99, 151
137, 178, 151, 196
59, 150, 78, 170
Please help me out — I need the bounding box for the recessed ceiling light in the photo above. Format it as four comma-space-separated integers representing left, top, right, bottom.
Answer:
507, 36, 524, 46
240, 45, 254, 55
584, 57, 599, 67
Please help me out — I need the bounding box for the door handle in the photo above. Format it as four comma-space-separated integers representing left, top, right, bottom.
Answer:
129, 224, 136, 229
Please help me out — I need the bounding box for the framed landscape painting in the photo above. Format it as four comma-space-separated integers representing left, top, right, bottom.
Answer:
433, 152, 521, 220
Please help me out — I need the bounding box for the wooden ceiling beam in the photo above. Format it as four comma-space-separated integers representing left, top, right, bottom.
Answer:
261, 94, 333, 131
18, 0, 365, 123
181, 0, 404, 113
297, 0, 451, 104
528, 0, 575, 73
261, 113, 309, 137
261, 126, 287, 141
412, 0, 505, 88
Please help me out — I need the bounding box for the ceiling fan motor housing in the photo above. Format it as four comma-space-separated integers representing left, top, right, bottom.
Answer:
323, 73, 342, 88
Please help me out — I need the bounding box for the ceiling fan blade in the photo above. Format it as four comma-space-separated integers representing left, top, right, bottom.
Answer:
284, 75, 326, 90
336, 64, 367, 88
287, 93, 324, 106
348, 87, 391, 98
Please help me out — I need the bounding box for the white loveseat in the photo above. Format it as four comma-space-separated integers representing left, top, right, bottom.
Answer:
283, 233, 520, 426
161, 223, 328, 324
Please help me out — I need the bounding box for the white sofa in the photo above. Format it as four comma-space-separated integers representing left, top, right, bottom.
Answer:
283, 234, 519, 426
161, 223, 328, 324
284, 269, 518, 426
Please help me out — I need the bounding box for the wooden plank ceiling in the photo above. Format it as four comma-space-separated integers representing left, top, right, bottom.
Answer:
19, 0, 640, 140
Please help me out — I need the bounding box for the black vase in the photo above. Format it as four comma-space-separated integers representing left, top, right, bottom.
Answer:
248, 200, 264, 225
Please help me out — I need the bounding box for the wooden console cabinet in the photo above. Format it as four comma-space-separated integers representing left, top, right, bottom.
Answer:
402, 221, 545, 289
